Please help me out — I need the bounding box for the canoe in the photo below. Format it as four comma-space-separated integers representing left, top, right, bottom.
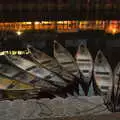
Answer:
27, 44, 62, 73
0, 63, 37, 84
113, 62, 120, 104
0, 62, 57, 91
0, 89, 39, 100
53, 41, 85, 95
75, 42, 93, 84
94, 50, 113, 94
0, 75, 41, 100
0, 74, 34, 90
27, 45, 77, 83
53, 40, 80, 78
27, 45, 83, 96
75, 42, 94, 96
5, 55, 67, 88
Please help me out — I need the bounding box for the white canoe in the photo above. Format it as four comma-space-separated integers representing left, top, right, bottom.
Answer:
54, 40, 80, 78
27, 45, 77, 83
75, 42, 93, 84
5, 55, 67, 88
53, 41, 85, 95
94, 50, 113, 94
27, 45, 61, 73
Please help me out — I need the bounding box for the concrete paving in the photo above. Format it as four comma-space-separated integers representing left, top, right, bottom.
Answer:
0, 96, 110, 120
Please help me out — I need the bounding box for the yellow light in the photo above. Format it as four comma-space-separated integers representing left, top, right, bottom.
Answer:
106, 25, 118, 35
41, 21, 49, 24
96, 20, 101, 24
83, 21, 88, 24
64, 21, 68, 24
34, 21, 40, 25
26, 22, 32, 24
112, 28, 117, 35
57, 21, 63, 24
16, 31, 22, 36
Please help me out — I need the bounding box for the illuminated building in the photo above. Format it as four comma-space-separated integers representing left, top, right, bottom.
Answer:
0, 1, 118, 34
0, 20, 119, 34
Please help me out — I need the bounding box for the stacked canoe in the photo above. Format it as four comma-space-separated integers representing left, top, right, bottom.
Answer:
0, 40, 119, 100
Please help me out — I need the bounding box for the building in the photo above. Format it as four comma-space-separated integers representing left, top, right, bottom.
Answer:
0, 1, 118, 34
0, 0, 119, 21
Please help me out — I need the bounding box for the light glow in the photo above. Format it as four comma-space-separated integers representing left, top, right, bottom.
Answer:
41, 21, 49, 24
26, 22, 32, 24
0, 50, 31, 56
57, 21, 64, 24
16, 31, 22, 36
112, 28, 117, 35
34, 21, 40, 25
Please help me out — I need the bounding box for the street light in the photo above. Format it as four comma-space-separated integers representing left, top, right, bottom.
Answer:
16, 31, 22, 36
